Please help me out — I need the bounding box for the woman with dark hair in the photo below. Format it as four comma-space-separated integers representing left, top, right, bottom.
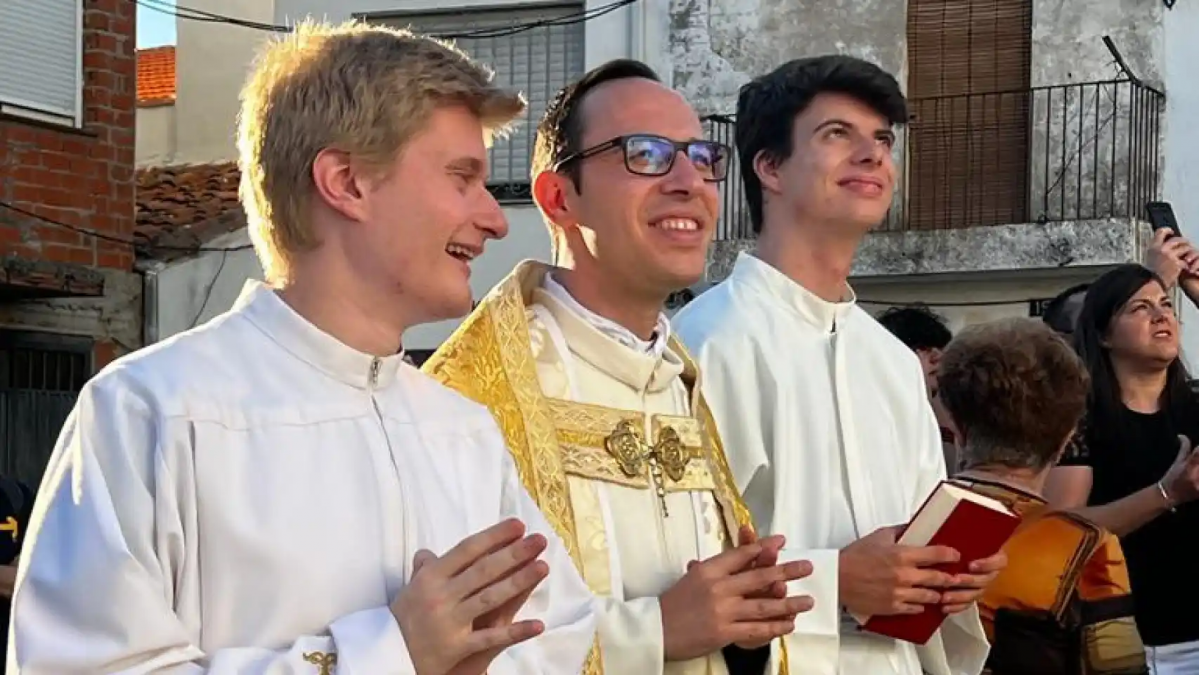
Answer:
1044, 263, 1199, 673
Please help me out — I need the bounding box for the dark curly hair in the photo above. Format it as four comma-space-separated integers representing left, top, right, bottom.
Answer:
877, 305, 952, 352
938, 318, 1090, 471
530, 58, 660, 192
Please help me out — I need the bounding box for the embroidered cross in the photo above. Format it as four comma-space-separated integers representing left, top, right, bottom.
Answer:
302, 651, 337, 675
604, 420, 696, 516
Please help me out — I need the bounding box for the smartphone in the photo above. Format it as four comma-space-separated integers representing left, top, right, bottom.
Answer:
1146, 201, 1181, 238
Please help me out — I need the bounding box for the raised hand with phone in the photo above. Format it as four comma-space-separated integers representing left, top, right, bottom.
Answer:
1146, 201, 1199, 289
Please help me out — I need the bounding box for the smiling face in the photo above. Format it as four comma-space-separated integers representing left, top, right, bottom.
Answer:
1104, 279, 1179, 367
763, 92, 896, 235
538, 78, 721, 300
350, 105, 508, 323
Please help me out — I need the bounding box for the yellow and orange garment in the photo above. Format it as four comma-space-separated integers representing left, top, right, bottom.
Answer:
955, 477, 1146, 675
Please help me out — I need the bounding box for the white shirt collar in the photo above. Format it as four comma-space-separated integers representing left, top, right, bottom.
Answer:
542, 273, 672, 359
730, 251, 857, 333
234, 280, 408, 390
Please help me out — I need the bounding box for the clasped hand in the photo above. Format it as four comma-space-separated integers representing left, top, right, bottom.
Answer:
660, 526, 815, 661
839, 525, 1006, 618
391, 518, 550, 675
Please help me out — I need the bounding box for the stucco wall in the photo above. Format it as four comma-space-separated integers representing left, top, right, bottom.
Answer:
173, 0, 276, 166
1163, 2, 1199, 364
669, 0, 905, 118
135, 103, 177, 167
150, 206, 553, 350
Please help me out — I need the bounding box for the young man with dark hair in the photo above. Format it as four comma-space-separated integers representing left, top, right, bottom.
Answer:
424, 58, 811, 674
877, 305, 960, 470
675, 55, 1002, 674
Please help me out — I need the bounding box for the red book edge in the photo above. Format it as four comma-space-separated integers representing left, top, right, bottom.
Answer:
858, 481, 1020, 644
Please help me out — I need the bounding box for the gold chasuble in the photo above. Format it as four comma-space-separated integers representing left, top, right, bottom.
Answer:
422, 262, 789, 675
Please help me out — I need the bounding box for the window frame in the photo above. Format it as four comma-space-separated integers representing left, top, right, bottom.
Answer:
360, 2, 586, 205
0, 0, 85, 128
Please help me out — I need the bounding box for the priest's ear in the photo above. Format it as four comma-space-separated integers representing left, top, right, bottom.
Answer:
532, 169, 579, 229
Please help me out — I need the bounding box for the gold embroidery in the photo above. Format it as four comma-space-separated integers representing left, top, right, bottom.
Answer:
604, 419, 645, 478
0, 516, 19, 541
302, 651, 337, 675
655, 426, 692, 482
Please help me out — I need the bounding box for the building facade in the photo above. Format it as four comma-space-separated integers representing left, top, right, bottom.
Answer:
0, 0, 142, 485
677, 0, 1199, 361
136, 0, 1199, 360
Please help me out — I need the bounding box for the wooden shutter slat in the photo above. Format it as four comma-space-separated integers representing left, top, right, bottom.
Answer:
901, 0, 1033, 232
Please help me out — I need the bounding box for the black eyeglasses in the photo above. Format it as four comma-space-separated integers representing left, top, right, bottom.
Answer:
553, 134, 730, 182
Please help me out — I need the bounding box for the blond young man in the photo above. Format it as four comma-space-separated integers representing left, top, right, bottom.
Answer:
8, 22, 596, 674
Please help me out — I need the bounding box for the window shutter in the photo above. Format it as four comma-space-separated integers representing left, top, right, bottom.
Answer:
904, 0, 1032, 231
0, 0, 80, 123
381, 5, 586, 193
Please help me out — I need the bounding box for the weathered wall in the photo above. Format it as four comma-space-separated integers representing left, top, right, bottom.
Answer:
0, 267, 143, 368
1028, 0, 1165, 224
669, 0, 905, 117
1163, 2, 1199, 365
0, 0, 142, 365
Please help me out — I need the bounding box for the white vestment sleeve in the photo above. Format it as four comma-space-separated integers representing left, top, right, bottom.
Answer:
9, 377, 420, 674
593, 596, 664, 673
681, 328, 842, 643
483, 430, 599, 675
908, 370, 991, 675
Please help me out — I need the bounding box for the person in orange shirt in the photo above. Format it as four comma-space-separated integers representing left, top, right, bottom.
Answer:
937, 318, 1146, 675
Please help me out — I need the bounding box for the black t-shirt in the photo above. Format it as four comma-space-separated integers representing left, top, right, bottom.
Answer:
1060, 408, 1199, 646
0, 476, 34, 675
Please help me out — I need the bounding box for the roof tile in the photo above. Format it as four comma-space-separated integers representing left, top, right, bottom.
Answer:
135, 162, 246, 261
137, 46, 176, 106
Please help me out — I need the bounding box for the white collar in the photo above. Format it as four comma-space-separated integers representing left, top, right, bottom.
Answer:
731, 251, 857, 333
234, 280, 408, 390
542, 273, 672, 359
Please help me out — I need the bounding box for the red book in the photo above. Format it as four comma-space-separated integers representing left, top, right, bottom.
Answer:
852, 480, 1020, 644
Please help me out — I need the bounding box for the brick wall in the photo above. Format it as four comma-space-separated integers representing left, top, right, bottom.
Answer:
0, 0, 136, 272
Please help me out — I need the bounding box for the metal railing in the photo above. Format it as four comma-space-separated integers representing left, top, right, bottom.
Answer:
704, 78, 1165, 239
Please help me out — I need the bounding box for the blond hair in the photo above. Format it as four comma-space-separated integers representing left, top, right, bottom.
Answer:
237, 19, 526, 284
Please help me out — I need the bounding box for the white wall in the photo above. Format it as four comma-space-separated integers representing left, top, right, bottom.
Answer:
135, 104, 177, 167
1164, 2, 1199, 363
152, 208, 550, 349
151, 229, 263, 339
174, 0, 276, 165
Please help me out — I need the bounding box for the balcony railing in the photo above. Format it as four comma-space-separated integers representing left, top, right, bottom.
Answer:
703, 78, 1165, 240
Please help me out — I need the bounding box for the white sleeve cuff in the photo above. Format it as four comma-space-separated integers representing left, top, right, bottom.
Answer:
328, 606, 416, 674
778, 548, 841, 638
595, 595, 665, 674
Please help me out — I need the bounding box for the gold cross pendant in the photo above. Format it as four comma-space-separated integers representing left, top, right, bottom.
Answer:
302, 651, 338, 675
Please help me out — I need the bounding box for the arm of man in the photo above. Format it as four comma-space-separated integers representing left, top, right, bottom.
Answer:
0, 562, 15, 600
679, 325, 840, 642
483, 431, 598, 675
10, 378, 420, 674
